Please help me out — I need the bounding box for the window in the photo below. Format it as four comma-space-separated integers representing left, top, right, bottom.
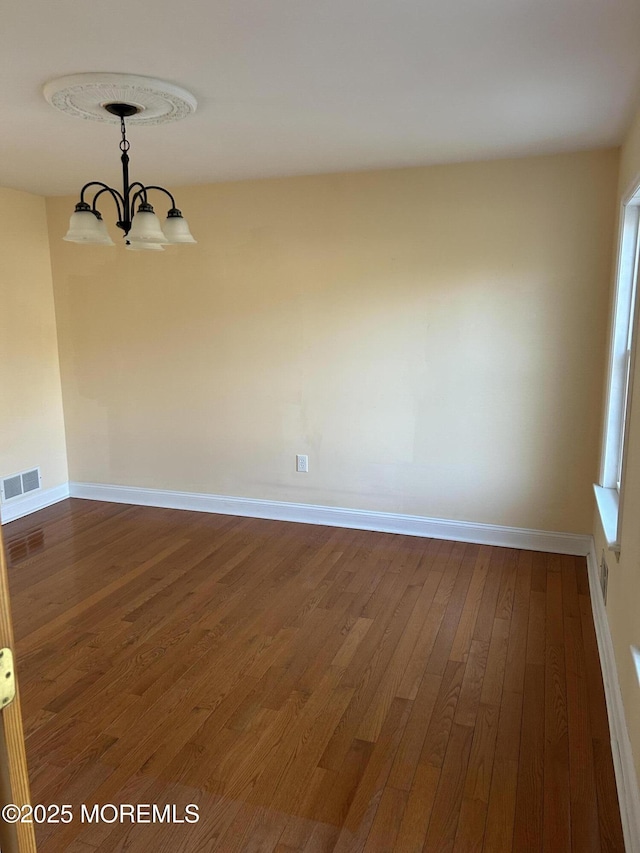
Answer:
595, 183, 640, 550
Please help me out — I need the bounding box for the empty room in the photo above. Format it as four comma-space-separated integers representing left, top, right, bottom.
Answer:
1, 1, 640, 851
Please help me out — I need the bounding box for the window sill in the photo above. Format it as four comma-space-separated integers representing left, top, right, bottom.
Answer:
593, 485, 621, 552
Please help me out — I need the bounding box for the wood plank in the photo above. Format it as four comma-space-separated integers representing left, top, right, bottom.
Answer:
393, 763, 440, 852
423, 722, 474, 853
418, 659, 465, 769
362, 786, 407, 852
333, 697, 412, 852
387, 672, 441, 791
453, 702, 498, 850
513, 663, 545, 851
449, 547, 491, 663
543, 571, 571, 852
484, 758, 519, 852
565, 613, 601, 853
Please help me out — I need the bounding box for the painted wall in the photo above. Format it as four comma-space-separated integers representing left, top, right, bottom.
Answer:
46, 150, 618, 533
594, 105, 640, 784
0, 187, 68, 512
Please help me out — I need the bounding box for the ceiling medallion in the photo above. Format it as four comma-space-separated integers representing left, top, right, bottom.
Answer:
43, 73, 198, 250
43, 72, 197, 125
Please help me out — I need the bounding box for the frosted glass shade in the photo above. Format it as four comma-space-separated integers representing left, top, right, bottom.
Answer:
163, 210, 196, 244
128, 206, 168, 244
94, 215, 115, 245
64, 209, 113, 244
125, 241, 165, 252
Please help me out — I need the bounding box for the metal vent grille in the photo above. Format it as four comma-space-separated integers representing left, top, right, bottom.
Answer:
21, 469, 40, 493
2, 475, 22, 501
1, 468, 41, 503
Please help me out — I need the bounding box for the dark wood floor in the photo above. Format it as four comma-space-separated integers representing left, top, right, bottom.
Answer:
3, 498, 624, 851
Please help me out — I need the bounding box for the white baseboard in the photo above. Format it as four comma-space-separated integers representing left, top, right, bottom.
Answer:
0, 482, 70, 524
67, 481, 591, 556
587, 540, 640, 852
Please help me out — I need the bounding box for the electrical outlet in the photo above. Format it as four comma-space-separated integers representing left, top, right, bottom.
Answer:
296, 454, 309, 473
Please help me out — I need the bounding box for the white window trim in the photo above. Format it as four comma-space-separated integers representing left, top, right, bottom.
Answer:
596, 177, 640, 552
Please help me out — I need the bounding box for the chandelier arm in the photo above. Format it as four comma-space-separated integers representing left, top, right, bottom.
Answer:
128, 183, 149, 220
80, 181, 125, 209
143, 185, 177, 210
90, 186, 126, 223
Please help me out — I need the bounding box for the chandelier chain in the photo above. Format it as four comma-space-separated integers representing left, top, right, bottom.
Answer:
119, 116, 130, 153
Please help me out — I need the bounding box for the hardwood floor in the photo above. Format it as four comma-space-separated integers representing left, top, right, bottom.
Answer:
4, 498, 624, 851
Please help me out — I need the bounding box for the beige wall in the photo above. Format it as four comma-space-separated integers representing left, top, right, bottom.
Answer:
0, 187, 68, 508
594, 105, 640, 783
46, 150, 618, 532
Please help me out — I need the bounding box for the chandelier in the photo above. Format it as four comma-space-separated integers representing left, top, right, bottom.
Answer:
44, 73, 198, 251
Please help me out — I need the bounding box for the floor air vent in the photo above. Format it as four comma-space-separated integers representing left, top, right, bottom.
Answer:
1, 468, 42, 503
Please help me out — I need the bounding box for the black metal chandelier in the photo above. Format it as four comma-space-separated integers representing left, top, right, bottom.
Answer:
64, 103, 195, 250
44, 73, 198, 251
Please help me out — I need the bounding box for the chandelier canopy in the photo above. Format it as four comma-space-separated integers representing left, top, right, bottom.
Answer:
43, 73, 198, 251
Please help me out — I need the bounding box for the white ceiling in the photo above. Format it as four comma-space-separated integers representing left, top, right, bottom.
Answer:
1, 0, 640, 197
